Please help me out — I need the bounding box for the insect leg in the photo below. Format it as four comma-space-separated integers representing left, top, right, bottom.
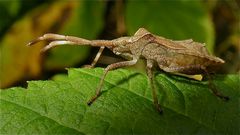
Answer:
164, 65, 229, 101
83, 46, 105, 68
204, 70, 229, 101
87, 57, 138, 105
90, 46, 105, 67
146, 60, 163, 114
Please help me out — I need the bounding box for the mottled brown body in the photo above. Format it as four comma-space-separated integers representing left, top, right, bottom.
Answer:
111, 28, 224, 74
28, 28, 228, 113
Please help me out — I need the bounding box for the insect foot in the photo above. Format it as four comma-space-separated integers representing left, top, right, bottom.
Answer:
87, 94, 101, 106
155, 103, 163, 114
218, 94, 229, 101
205, 71, 230, 101
209, 83, 230, 101
28, 27, 227, 114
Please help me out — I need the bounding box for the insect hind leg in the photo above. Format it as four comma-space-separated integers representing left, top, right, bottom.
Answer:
163, 65, 229, 101
204, 70, 229, 101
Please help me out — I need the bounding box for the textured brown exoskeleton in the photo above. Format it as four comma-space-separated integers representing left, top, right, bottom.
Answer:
28, 28, 229, 113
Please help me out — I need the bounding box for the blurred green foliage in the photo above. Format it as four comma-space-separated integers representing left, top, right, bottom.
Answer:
126, 0, 214, 51
0, 0, 239, 88
44, 1, 106, 69
0, 1, 106, 88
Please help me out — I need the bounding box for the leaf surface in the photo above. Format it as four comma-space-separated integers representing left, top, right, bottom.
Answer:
1, 68, 239, 134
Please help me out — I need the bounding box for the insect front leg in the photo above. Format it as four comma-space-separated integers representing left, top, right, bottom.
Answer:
83, 46, 105, 68
146, 60, 163, 114
87, 57, 138, 105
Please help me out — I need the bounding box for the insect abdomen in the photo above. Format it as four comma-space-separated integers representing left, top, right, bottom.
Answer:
141, 43, 223, 74
157, 53, 223, 74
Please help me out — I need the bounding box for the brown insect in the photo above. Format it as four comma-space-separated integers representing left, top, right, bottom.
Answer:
28, 28, 229, 113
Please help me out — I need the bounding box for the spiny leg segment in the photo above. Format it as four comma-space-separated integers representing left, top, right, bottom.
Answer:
87, 57, 138, 105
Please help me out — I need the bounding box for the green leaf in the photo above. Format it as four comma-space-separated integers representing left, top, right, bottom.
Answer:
126, 0, 215, 52
0, 0, 20, 33
0, 68, 239, 134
